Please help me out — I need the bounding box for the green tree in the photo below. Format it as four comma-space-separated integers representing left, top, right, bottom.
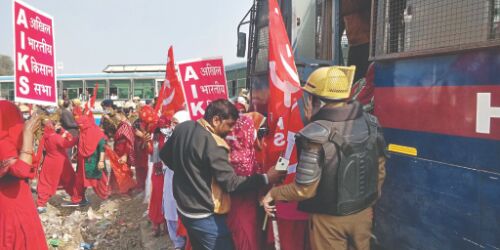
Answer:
0, 55, 14, 76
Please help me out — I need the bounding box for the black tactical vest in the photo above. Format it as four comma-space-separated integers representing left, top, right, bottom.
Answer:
298, 113, 380, 216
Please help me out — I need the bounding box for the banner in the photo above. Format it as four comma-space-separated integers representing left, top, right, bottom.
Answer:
155, 46, 185, 117
178, 57, 228, 120
14, 0, 57, 106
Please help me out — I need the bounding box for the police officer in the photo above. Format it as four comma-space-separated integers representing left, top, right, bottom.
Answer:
262, 66, 387, 250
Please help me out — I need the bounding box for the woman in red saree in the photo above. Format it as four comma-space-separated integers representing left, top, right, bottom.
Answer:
132, 105, 153, 191
64, 115, 110, 206
138, 108, 165, 235
148, 128, 166, 236
0, 101, 48, 250
110, 110, 136, 194
133, 119, 149, 190
226, 114, 263, 250
36, 120, 76, 212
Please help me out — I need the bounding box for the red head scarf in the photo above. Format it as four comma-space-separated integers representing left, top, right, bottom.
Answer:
76, 114, 105, 158
139, 105, 159, 133
0, 101, 24, 177
140, 104, 157, 121
157, 115, 171, 129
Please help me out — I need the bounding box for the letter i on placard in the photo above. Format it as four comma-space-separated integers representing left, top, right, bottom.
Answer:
191, 85, 198, 99
20, 32, 26, 49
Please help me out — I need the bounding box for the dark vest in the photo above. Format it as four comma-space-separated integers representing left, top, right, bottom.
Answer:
298, 103, 382, 216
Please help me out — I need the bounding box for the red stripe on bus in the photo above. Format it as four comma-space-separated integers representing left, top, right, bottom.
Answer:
374, 85, 500, 141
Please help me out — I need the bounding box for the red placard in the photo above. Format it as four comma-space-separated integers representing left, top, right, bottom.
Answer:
13, 0, 57, 106
178, 57, 228, 120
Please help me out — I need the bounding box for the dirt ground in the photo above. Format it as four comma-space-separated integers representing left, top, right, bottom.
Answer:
38, 187, 173, 250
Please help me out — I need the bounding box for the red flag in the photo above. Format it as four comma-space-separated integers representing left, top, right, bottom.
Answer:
84, 82, 98, 114
90, 82, 98, 108
155, 46, 185, 117
267, 0, 303, 155
267, 0, 309, 221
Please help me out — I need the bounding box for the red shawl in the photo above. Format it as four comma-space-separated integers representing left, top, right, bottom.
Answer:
77, 115, 105, 158
0, 101, 24, 178
33, 121, 56, 169
115, 120, 134, 146
226, 115, 260, 176
105, 146, 136, 193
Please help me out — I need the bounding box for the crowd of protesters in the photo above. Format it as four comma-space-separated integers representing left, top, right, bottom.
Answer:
0, 65, 385, 250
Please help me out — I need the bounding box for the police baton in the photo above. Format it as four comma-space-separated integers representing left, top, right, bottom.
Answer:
271, 208, 281, 250
262, 201, 281, 250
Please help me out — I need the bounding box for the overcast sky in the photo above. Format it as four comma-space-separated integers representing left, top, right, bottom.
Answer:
0, 0, 250, 74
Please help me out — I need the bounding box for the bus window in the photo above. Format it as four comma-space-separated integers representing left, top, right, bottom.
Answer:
226, 64, 247, 98
62, 80, 83, 100
86, 80, 106, 100
57, 81, 63, 99
110, 79, 131, 100
0, 82, 14, 101
156, 80, 163, 95
133, 79, 155, 100
371, 0, 500, 59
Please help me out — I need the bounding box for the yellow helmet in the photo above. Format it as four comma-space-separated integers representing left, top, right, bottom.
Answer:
303, 66, 356, 100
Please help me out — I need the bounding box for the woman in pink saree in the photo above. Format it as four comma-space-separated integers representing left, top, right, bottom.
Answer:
226, 114, 263, 250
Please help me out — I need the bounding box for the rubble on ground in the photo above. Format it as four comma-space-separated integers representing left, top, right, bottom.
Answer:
38, 189, 172, 250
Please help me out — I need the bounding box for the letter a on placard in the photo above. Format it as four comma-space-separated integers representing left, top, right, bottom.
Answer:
184, 66, 199, 81
16, 9, 28, 28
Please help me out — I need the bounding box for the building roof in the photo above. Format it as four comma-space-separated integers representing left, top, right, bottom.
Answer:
102, 64, 165, 73
0, 62, 247, 82
225, 62, 247, 71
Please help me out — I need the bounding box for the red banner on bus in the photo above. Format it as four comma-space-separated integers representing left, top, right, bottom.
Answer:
14, 0, 57, 106
178, 58, 228, 120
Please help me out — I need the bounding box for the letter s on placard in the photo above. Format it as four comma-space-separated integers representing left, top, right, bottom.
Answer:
19, 76, 30, 95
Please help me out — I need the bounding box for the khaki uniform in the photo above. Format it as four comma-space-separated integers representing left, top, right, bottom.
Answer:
310, 208, 373, 250
271, 158, 386, 250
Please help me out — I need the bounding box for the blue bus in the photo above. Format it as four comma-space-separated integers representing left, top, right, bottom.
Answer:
238, 0, 500, 249
0, 65, 248, 104
0, 71, 165, 104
